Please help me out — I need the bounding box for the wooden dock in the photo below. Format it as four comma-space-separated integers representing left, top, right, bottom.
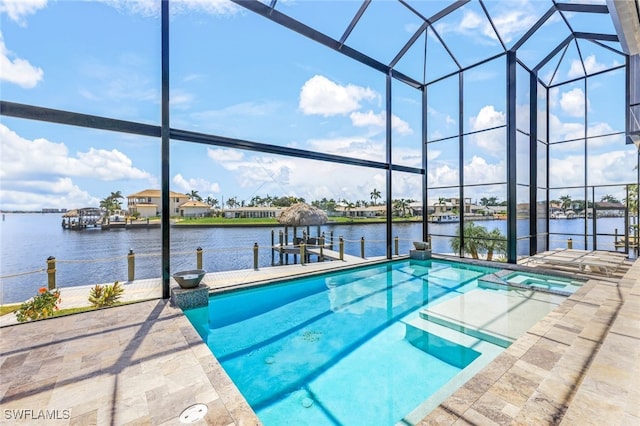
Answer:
271, 243, 365, 265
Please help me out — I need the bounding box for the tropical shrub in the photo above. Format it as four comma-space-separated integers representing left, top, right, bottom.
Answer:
88, 281, 124, 308
15, 287, 61, 322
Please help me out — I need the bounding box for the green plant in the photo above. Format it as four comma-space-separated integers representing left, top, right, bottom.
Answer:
15, 287, 61, 322
450, 223, 507, 260
88, 281, 124, 308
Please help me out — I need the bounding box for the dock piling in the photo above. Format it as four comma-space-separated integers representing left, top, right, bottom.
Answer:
196, 247, 203, 269
253, 243, 259, 270
127, 249, 135, 282
46, 256, 56, 290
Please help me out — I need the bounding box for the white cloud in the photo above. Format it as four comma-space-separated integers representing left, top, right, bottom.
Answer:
549, 153, 584, 187
193, 101, 281, 121
0, 0, 47, 25
464, 155, 505, 184
427, 163, 458, 187
307, 136, 384, 161
350, 110, 413, 135
207, 148, 245, 162
568, 54, 606, 78
96, 0, 239, 18
299, 75, 379, 117
0, 179, 99, 211
79, 58, 158, 103
460, 10, 483, 31
469, 105, 506, 152
559, 87, 588, 118
490, 8, 544, 43
436, 1, 552, 44
350, 110, 384, 128
203, 137, 421, 201
0, 123, 153, 183
170, 89, 194, 109
470, 105, 506, 130
587, 150, 637, 185
0, 32, 43, 88
172, 174, 220, 194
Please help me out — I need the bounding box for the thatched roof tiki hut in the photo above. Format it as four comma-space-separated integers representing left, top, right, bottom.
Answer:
277, 202, 328, 246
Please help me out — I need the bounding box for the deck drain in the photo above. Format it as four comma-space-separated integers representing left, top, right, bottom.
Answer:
179, 403, 208, 423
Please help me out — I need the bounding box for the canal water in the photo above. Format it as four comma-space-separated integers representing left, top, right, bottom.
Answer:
0, 213, 631, 304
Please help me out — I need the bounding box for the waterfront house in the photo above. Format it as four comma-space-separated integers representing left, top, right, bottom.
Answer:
223, 206, 283, 219
127, 189, 191, 218
334, 205, 386, 218
179, 200, 212, 218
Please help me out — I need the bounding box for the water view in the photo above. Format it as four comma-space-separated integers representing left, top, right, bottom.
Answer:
0, 213, 631, 304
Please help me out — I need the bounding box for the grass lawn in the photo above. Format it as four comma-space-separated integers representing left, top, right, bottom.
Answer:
0, 304, 20, 316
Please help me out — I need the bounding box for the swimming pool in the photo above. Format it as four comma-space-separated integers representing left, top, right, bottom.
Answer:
183, 259, 566, 425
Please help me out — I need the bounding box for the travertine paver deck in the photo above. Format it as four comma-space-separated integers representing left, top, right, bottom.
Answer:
1, 256, 638, 425
422, 258, 640, 425
0, 300, 259, 425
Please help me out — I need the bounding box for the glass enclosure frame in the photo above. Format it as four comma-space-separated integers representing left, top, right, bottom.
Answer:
1, 0, 638, 299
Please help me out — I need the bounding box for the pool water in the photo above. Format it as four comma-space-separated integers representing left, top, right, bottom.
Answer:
183, 260, 560, 425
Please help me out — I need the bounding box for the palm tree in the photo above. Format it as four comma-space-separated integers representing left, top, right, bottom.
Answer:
205, 196, 218, 207
559, 195, 572, 212
345, 201, 355, 217
482, 228, 507, 261
600, 194, 620, 204
99, 197, 114, 214
370, 188, 381, 206
480, 196, 498, 206
188, 190, 202, 201
450, 222, 487, 259
394, 198, 411, 217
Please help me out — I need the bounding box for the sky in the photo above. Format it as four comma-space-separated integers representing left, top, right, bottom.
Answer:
0, 0, 636, 211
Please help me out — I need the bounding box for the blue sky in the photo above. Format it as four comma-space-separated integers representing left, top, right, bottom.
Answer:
0, 0, 636, 211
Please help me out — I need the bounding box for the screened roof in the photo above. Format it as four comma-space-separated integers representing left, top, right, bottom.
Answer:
236, 0, 635, 88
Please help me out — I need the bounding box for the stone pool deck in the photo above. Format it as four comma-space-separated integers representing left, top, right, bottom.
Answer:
422, 258, 640, 425
0, 257, 638, 425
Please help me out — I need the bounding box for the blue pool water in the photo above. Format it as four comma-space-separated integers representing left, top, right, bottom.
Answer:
184, 260, 505, 425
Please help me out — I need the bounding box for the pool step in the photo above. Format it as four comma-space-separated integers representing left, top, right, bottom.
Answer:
418, 288, 566, 348
404, 321, 481, 369
419, 310, 513, 348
